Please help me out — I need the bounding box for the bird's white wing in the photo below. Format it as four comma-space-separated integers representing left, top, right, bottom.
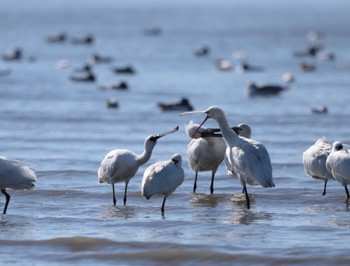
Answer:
0, 158, 37, 189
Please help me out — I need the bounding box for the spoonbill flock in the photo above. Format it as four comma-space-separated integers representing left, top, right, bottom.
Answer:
1, 105, 350, 216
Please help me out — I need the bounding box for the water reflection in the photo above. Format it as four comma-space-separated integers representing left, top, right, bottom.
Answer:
100, 205, 137, 220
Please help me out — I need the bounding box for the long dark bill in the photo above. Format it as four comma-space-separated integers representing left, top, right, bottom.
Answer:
157, 125, 179, 139
191, 115, 209, 138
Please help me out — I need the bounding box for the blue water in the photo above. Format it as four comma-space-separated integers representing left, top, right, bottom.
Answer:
1, 0, 350, 265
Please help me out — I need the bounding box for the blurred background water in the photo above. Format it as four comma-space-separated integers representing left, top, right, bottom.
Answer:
1, 0, 350, 265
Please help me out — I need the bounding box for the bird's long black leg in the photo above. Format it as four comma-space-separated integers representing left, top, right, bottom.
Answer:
210, 172, 215, 194
1, 189, 10, 214
243, 186, 250, 209
161, 197, 167, 216
112, 184, 116, 205
123, 181, 129, 206
193, 172, 198, 193
322, 179, 328, 196
345, 185, 350, 199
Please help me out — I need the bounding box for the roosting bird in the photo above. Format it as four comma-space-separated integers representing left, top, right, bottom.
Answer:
302, 137, 334, 195
141, 153, 184, 216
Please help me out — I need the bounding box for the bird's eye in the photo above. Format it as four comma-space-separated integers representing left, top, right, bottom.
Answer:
150, 136, 158, 142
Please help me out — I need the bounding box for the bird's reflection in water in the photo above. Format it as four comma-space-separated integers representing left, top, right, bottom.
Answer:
101, 205, 137, 220
190, 193, 230, 208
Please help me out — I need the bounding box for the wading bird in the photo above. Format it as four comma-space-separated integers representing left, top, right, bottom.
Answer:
326, 141, 350, 200
98, 126, 179, 206
181, 106, 274, 209
185, 121, 226, 194
302, 137, 333, 195
141, 153, 184, 216
0, 156, 37, 214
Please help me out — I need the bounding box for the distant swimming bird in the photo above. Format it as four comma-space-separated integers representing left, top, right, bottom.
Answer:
282, 72, 295, 83
215, 59, 232, 71
2, 48, 22, 61
185, 121, 226, 194
99, 81, 128, 91
70, 71, 96, 82
71, 34, 94, 44
112, 65, 135, 74
106, 98, 119, 109
326, 141, 350, 200
299, 62, 316, 72
45, 32, 67, 43
141, 153, 184, 216
246, 82, 287, 98
0, 156, 37, 214
311, 105, 328, 114
237, 62, 264, 73
303, 137, 333, 195
158, 97, 194, 112
294, 44, 322, 57
88, 54, 113, 64
142, 27, 162, 36
181, 106, 274, 209
194, 45, 210, 56
98, 126, 179, 206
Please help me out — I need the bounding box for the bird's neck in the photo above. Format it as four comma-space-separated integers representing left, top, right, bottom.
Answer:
215, 115, 239, 146
137, 146, 154, 165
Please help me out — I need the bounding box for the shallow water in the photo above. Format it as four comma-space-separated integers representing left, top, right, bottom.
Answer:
1, 0, 350, 265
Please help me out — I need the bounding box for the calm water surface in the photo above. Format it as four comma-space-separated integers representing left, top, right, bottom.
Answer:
1, 0, 350, 265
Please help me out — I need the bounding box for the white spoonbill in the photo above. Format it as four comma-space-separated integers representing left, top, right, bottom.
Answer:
185, 121, 226, 194
302, 137, 333, 195
0, 156, 37, 214
326, 141, 350, 200
141, 153, 184, 216
180, 106, 274, 209
98, 126, 179, 206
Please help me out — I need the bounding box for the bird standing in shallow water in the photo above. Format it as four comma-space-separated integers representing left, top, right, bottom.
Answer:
181, 106, 274, 209
98, 126, 179, 206
141, 153, 184, 216
0, 156, 37, 214
326, 141, 350, 200
302, 137, 333, 195
185, 121, 226, 194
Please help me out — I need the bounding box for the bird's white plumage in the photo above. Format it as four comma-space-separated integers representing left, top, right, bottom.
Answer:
326, 141, 350, 191
185, 121, 226, 193
303, 137, 333, 194
181, 106, 274, 208
0, 157, 37, 190
141, 153, 184, 215
142, 154, 184, 199
98, 126, 179, 206
0, 156, 37, 214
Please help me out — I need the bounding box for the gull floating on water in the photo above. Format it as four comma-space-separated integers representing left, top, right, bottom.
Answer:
180, 106, 274, 209
98, 126, 179, 206
302, 137, 334, 195
0, 156, 37, 214
141, 153, 184, 216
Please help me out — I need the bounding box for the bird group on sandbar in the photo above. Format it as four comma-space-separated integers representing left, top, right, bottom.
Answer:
1, 106, 349, 216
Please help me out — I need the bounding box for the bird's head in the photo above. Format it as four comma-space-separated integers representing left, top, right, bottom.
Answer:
180, 106, 225, 138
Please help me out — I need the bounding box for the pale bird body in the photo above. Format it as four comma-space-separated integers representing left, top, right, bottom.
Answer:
0, 156, 37, 214
142, 154, 184, 215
